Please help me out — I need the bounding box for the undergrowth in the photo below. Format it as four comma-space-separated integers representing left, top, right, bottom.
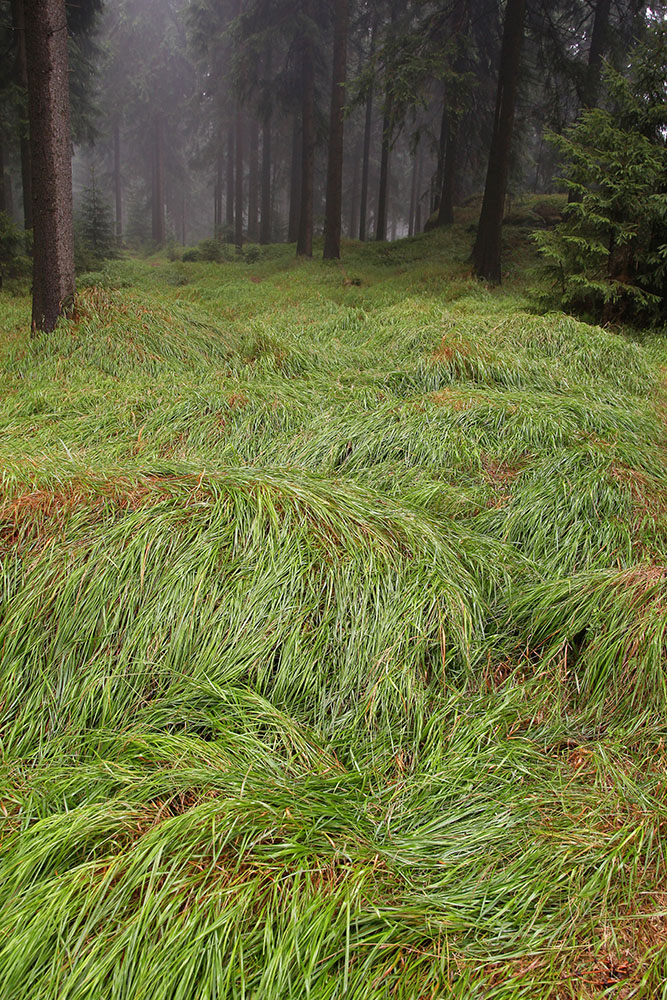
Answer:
0, 226, 666, 998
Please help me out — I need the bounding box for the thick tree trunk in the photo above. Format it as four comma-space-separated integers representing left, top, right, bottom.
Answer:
151, 115, 166, 245
288, 116, 301, 243
214, 141, 223, 237
260, 111, 272, 244
375, 94, 393, 241
11, 0, 32, 230
323, 0, 348, 259
584, 0, 612, 109
226, 123, 234, 238
234, 105, 243, 248
358, 25, 375, 241
113, 120, 122, 241
23, 0, 75, 332
248, 118, 259, 242
471, 0, 525, 283
296, 10, 315, 258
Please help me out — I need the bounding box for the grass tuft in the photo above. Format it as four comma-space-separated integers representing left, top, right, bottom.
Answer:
1, 226, 666, 998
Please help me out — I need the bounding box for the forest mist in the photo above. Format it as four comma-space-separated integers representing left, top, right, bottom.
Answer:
4, 0, 664, 254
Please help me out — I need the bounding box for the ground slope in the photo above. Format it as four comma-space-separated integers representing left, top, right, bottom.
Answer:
1, 230, 666, 998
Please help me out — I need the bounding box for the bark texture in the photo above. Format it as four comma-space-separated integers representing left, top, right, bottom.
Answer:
23, 0, 75, 332
214, 141, 223, 236
323, 0, 348, 259
471, 0, 526, 283
584, 0, 612, 109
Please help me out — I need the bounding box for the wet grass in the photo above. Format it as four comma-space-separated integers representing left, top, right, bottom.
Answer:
0, 227, 666, 998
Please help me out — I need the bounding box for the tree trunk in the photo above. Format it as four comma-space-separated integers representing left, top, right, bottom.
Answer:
234, 105, 243, 248
408, 141, 418, 237
433, 91, 448, 214
437, 118, 457, 225
584, 0, 612, 109
260, 111, 272, 244
288, 116, 301, 243
214, 141, 223, 237
151, 115, 166, 245
11, 0, 32, 230
323, 0, 348, 259
414, 148, 424, 233
226, 123, 234, 239
113, 120, 122, 241
23, 0, 75, 332
0, 136, 6, 214
375, 93, 393, 241
248, 118, 259, 242
567, 0, 613, 207
296, 7, 315, 258
5, 169, 14, 220
471, 0, 525, 283
348, 138, 360, 238
358, 24, 375, 241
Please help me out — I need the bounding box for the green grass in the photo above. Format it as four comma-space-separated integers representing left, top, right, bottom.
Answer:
1, 227, 666, 998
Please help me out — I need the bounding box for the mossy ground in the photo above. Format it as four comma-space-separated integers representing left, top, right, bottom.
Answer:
1, 226, 666, 998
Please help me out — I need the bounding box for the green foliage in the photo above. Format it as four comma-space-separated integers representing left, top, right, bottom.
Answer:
185, 237, 236, 263
166, 239, 181, 261
535, 27, 667, 325
0, 212, 31, 293
243, 242, 261, 262
181, 246, 201, 262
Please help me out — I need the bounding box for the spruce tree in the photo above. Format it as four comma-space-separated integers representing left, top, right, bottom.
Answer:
535, 25, 667, 325
78, 167, 115, 261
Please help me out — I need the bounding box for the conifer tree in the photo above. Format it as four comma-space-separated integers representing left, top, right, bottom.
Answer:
78, 167, 115, 262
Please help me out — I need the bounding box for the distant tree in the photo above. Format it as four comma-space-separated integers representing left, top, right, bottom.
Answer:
77, 167, 116, 264
323, 0, 348, 259
357, 13, 375, 241
472, 0, 526, 283
296, 0, 316, 257
23, 0, 75, 332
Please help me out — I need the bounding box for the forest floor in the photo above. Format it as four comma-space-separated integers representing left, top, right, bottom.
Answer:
0, 224, 666, 999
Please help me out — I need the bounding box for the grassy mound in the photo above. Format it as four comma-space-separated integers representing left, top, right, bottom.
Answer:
1, 228, 666, 998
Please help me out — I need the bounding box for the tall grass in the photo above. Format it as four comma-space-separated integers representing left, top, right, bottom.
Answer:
0, 227, 666, 998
